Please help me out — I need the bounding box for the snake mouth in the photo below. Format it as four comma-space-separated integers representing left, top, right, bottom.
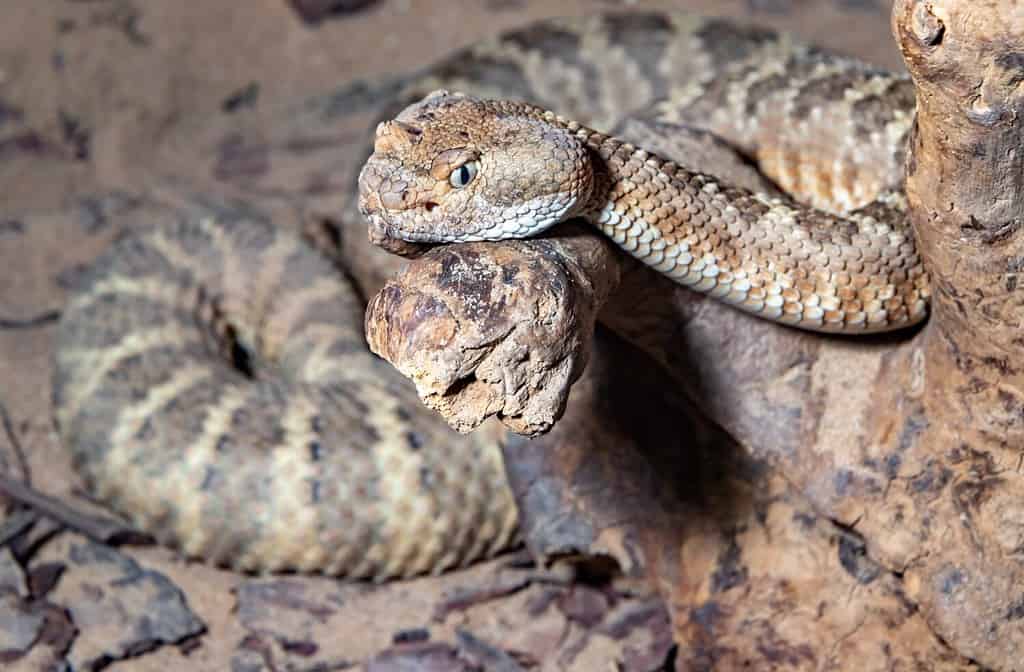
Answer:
365, 209, 436, 257
359, 184, 448, 243
361, 195, 433, 247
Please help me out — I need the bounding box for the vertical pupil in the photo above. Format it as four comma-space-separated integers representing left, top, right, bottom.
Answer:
458, 166, 468, 184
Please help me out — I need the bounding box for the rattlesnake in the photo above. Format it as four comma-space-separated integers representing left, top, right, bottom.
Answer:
53, 12, 919, 578
359, 91, 926, 333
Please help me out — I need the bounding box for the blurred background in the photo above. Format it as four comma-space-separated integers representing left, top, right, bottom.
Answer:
2, 0, 898, 214
0, 2, 911, 670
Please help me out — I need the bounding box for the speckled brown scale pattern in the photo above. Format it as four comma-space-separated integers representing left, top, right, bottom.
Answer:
57, 10, 924, 577
578, 126, 927, 331
54, 217, 517, 579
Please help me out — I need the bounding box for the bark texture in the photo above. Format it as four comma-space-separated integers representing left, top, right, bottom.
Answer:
890, 0, 1024, 664
365, 0, 1024, 668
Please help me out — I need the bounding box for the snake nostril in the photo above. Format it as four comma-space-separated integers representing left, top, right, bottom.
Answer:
424, 201, 439, 212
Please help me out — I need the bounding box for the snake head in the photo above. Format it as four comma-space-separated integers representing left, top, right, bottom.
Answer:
358, 90, 594, 244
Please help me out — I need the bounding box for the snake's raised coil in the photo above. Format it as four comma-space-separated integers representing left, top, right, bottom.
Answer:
54, 11, 921, 578
358, 93, 927, 333
53, 216, 516, 579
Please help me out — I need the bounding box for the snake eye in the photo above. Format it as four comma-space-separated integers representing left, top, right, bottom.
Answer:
449, 161, 479, 188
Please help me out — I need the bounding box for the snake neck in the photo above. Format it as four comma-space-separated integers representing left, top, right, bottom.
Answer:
563, 126, 929, 334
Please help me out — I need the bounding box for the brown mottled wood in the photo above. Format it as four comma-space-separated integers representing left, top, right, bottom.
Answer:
366, 1, 1024, 668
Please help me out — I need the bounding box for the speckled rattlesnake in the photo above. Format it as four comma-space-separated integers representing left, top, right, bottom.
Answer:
359, 91, 926, 332
53, 12, 920, 578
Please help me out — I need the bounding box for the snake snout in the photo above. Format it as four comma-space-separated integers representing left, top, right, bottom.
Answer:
358, 159, 419, 216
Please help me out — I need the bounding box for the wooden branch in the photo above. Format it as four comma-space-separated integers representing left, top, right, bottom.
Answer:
886, 1, 1024, 666
365, 224, 623, 436
364, 3, 1024, 666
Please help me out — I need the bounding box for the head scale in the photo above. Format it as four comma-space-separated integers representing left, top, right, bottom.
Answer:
358, 90, 594, 244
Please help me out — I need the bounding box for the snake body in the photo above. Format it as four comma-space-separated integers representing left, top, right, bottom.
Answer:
54, 216, 516, 578
359, 66, 927, 334
55, 12, 920, 577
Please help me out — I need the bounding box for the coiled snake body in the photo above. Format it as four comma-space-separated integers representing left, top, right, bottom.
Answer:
54, 12, 922, 578
361, 92, 927, 333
